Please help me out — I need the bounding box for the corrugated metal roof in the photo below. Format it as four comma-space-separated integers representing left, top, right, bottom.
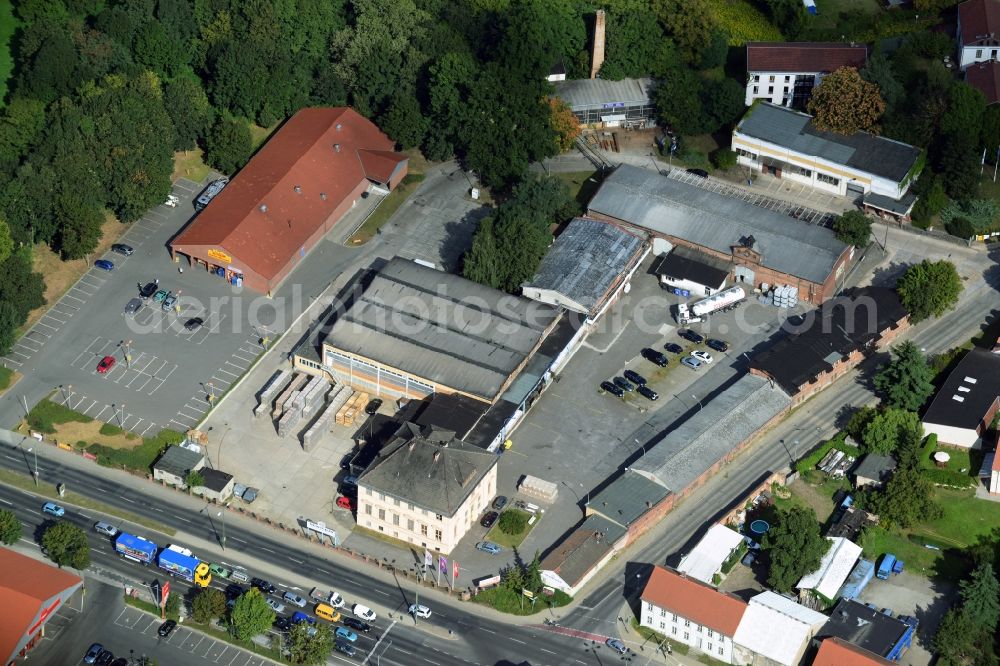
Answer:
677, 524, 745, 583
553, 78, 653, 110
797, 537, 862, 599
733, 592, 828, 666
628, 374, 791, 492
523, 218, 644, 315
322, 258, 559, 401
587, 165, 847, 284
586, 470, 672, 527
735, 103, 922, 182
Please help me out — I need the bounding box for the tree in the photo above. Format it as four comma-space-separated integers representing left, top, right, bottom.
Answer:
42, 521, 90, 569
874, 342, 935, 411
763, 0, 807, 39
845, 405, 878, 441
651, 0, 715, 65
54, 196, 103, 260
191, 587, 227, 623
379, 94, 429, 150
711, 148, 737, 170
832, 210, 872, 247
548, 98, 581, 153
934, 608, 993, 665
0, 508, 21, 545
697, 28, 729, 70
940, 82, 987, 139
204, 117, 253, 175
807, 67, 886, 135
867, 467, 942, 527
0, 249, 46, 324
960, 562, 1000, 630
861, 54, 904, 113
286, 621, 333, 665
938, 132, 981, 201
526, 550, 543, 593
982, 105, 1000, 161
600, 0, 679, 80
0, 220, 14, 266
896, 259, 962, 322
653, 67, 704, 135
164, 77, 214, 152
699, 79, 745, 134
229, 588, 275, 640
498, 510, 528, 536
165, 592, 181, 618
861, 408, 923, 456
185, 470, 205, 489
762, 505, 830, 593
462, 217, 503, 289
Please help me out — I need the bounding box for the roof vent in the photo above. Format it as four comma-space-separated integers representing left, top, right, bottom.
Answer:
320, 192, 328, 201
259, 204, 267, 213
336, 123, 342, 130
334, 144, 341, 153
294, 185, 302, 194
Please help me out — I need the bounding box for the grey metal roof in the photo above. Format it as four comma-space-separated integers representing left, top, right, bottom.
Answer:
588, 165, 847, 284
553, 78, 653, 111
586, 470, 672, 527
153, 446, 204, 477
523, 218, 644, 315
540, 514, 623, 587
200, 468, 233, 492
864, 191, 917, 216
322, 258, 559, 400
735, 103, 922, 182
359, 434, 498, 517
652, 246, 732, 288
629, 375, 791, 492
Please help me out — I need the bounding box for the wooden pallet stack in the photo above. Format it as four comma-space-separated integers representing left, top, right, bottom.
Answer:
334, 391, 369, 427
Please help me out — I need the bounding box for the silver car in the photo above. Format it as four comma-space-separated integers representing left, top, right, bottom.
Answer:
265, 598, 286, 613
681, 356, 703, 370
283, 592, 307, 608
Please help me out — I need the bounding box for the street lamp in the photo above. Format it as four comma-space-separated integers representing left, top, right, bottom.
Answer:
217, 510, 226, 549
27, 447, 37, 486
118, 403, 126, 428
692, 394, 703, 411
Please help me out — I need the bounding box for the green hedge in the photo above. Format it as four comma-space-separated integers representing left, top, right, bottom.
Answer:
99, 423, 124, 437
472, 586, 571, 615
795, 434, 858, 473
920, 467, 974, 488
919, 433, 938, 466
87, 430, 185, 473
721, 540, 748, 575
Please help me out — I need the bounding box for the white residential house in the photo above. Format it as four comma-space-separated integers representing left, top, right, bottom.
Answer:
745, 42, 868, 107
922, 348, 1000, 449
958, 0, 1000, 70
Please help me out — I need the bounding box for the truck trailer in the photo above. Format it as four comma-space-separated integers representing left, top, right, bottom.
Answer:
115, 532, 158, 565
675, 286, 745, 324
157, 544, 212, 587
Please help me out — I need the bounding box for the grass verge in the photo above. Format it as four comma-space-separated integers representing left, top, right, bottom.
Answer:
0, 466, 175, 535
0, 366, 16, 392
172, 149, 213, 184
485, 509, 538, 549
471, 586, 572, 615
348, 173, 427, 244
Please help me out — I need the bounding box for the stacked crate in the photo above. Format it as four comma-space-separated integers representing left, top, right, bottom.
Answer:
272, 374, 307, 420
254, 370, 291, 418
335, 391, 369, 426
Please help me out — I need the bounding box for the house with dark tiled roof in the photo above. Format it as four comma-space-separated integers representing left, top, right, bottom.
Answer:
967, 59, 1000, 105
958, 0, 1000, 70
745, 42, 868, 107
170, 107, 408, 294
923, 347, 1000, 450
815, 599, 915, 661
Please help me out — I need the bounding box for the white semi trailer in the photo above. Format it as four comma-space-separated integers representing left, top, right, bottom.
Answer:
675, 286, 746, 324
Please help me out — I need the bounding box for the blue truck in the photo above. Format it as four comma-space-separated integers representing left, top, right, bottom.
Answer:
157, 544, 212, 587
114, 533, 158, 565
877, 553, 904, 580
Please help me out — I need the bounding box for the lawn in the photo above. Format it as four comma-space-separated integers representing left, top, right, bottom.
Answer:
348, 173, 426, 244
0, 0, 15, 108
551, 170, 602, 210
485, 509, 539, 549
471, 585, 571, 615
172, 149, 213, 184
0, 366, 16, 393
705, 0, 782, 44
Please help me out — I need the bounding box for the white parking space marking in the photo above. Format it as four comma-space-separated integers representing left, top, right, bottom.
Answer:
35, 320, 58, 331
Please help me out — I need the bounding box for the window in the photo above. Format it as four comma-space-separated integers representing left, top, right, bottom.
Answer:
393, 498, 400, 507
434, 529, 442, 541
684, 620, 690, 627
817, 172, 840, 186
707, 630, 713, 638
660, 609, 666, 617
407, 519, 414, 531
993, 49, 998, 59
436, 514, 443, 521
785, 75, 791, 82
421, 525, 428, 536
790, 165, 812, 178
377, 492, 384, 501
753, 75, 760, 82
696, 626, 702, 633
364, 505, 372, 515
365, 487, 372, 496
752, 86, 758, 94
646, 602, 653, 611
719, 648, 724, 656
977, 49, 983, 58
684, 632, 689, 641
672, 614, 678, 622
672, 627, 677, 635
659, 622, 666, 630
378, 509, 385, 520
736, 148, 757, 161
708, 643, 713, 652
392, 514, 399, 526
768, 86, 774, 94
768, 75, 775, 82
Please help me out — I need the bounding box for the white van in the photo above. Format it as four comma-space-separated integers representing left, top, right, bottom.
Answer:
230, 567, 250, 584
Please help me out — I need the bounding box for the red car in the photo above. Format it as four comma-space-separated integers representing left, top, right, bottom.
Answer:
336, 496, 355, 511
96, 356, 116, 374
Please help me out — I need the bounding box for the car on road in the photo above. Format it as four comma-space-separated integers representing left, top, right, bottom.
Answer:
335, 627, 358, 642
94, 259, 115, 271
124, 298, 142, 316
476, 541, 502, 555
606, 637, 628, 654
95, 650, 115, 666
283, 592, 307, 608
42, 502, 65, 517
365, 398, 383, 415
139, 281, 158, 298
84, 643, 104, 663
225, 584, 246, 600
209, 563, 231, 579
691, 350, 713, 363
336, 495, 355, 511
273, 616, 292, 632
681, 356, 704, 370
352, 604, 377, 622
686, 168, 709, 178
183, 317, 204, 331
157, 620, 176, 637
679, 329, 704, 343
112, 243, 134, 256
251, 578, 276, 595
328, 591, 345, 608
266, 598, 287, 613
664, 342, 683, 354
409, 604, 432, 619
600, 380, 625, 398
640, 348, 669, 367
334, 640, 356, 657
96, 355, 116, 374
315, 603, 341, 622
492, 495, 508, 511
93, 521, 118, 537
706, 338, 729, 352
623, 370, 647, 386
342, 617, 371, 633
480, 511, 499, 528
637, 385, 659, 401
162, 293, 178, 311
613, 376, 635, 392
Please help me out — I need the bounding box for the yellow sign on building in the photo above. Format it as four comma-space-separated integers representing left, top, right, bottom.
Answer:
207, 248, 232, 264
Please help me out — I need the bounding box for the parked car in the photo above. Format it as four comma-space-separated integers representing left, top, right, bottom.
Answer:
251, 578, 276, 595
112, 244, 134, 256
600, 380, 625, 398
637, 385, 659, 401
95, 650, 114, 666
606, 637, 628, 654
679, 329, 704, 343
706, 338, 729, 352
139, 281, 158, 298
162, 294, 178, 311
283, 592, 307, 608
94, 521, 118, 537
84, 643, 103, 663
153, 289, 168, 303
409, 604, 432, 619
124, 298, 142, 316
342, 617, 371, 633
492, 496, 508, 511
266, 598, 287, 613
96, 355, 116, 374
341, 475, 359, 488
640, 348, 668, 367
480, 511, 499, 528
681, 356, 703, 370
42, 502, 65, 517
110, 658, 128, 666
209, 563, 231, 579
291, 611, 315, 625
157, 620, 176, 637
686, 168, 709, 178
476, 541, 502, 555
335, 627, 358, 642
352, 604, 377, 622
365, 398, 383, 415
273, 616, 292, 632
663, 342, 683, 354
334, 640, 356, 657
336, 495, 355, 511
94, 259, 115, 271
690, 350, 713, 363
225, 584, 245, 600
183, 317, 204, 331
328, 591, 345, 608
623, 370, 647, 386
164, 194, 180, 208
613, 376, 636, 392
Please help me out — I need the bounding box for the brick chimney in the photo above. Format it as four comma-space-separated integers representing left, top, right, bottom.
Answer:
590, 9, 606, 79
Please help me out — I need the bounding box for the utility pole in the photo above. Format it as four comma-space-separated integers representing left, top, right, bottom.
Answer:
117, 403, 126, 428
27, 447, 37, 485
121, 340, 133, 368
217, 510, 226, 549
207, 382, 216, 403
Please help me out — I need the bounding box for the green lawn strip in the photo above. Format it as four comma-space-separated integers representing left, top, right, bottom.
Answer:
349, 173, 427, 244
485, 509, 537, 549
27, 397, 94, 434
0, 466, 175, 535
471, 586, 571, 615
0, 366, 14, 391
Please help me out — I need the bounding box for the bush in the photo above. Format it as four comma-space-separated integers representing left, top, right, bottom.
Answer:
472, 586, 572, 615
678, 147, 708, 168
705, 0, 783, 44
99, 423, 124, 437
498, 510, 529, 536
87, 430, 185, 473
710, 148, 738, 170
921, 467, 973, 488
26, 398, 93, 434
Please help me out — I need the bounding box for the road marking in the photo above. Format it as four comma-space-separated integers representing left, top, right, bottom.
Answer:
0, 498, 11, 505
540, 648, 556, 654
479, 628, 495, 634
120, 496, 136, 503
508, 638, 526, 645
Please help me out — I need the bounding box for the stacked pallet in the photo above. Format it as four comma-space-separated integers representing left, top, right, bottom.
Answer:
335, 391, 369, 426
272, 373, 307, 420
301, 376, 331, 415
302, 397, 339, 451
277, 405, 301, 437
254, 370, 291, 418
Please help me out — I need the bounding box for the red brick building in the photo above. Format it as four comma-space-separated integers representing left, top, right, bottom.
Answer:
170, 107, 408, 294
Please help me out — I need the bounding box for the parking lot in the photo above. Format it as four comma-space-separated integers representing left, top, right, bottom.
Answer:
856, 572, 954, 666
